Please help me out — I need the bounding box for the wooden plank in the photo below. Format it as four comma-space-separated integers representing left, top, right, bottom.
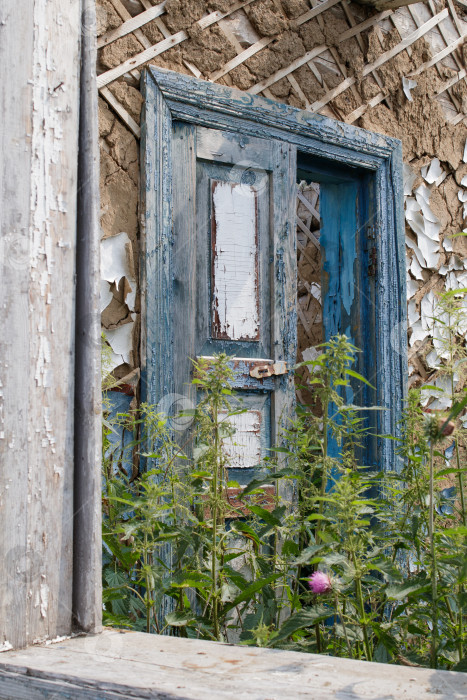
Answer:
272, 140, 297, 508
1, 629, 467, 698
73, 0, 103, 635
436, 68, 467, 96
407, 33, 467, 77
98, 0, 257, 88
310, 75, 355, 113
339, 10, 393, 42
246, 9, 393, 98
172, 123, 197, 419
407, 0, 465, 110
308, 9, 449, 115
210, 37, 274, 82
108, 0, 152, 50
221, 410, 262, 469
447, 0, 464, 37
100, 87, 141, 138
98, 1, 168, 49
297, 190, 319, 221
149, 67, 397, 167
450, 110, 467, 124
195, 357, 277, 390
362, 9, 449, 77
0, 0, 81, 648
248, 45, 327, 95
195, 132, 272, 359
287, 73, 310, 108
320, 182, 358, 343
0, 0, 34, 652
295, 0, 342, 26
196, 125, 275, 169
140, 71, 174, 422
210, 0, 348, 82
211, 181, 259, 341
297, 215, 320, 248
344, 92, 387, 124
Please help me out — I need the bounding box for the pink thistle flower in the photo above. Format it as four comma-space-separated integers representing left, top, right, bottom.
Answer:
308, 571, 332, 594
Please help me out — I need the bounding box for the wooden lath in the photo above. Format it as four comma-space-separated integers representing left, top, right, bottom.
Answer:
296, 184, 322, 364
98, 1, 168, 49
97, 0, 467, 140
97, 0, 257, 88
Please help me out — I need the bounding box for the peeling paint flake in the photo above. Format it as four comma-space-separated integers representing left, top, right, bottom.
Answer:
211, 181, 259, 341
221, 410, 262, 469
101, 232, 136, 311
40, 580, 49, 619
421, 158, 444, 185
407, 276, 419, 300
410, 255, 424, 280
106, 316, 134, 367
402, 76, 417, 101
101, 279, 113, 313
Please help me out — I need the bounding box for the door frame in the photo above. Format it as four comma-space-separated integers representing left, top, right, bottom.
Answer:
141, 66, 407, 474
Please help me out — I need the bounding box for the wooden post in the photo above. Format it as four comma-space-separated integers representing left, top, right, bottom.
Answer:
73, 0, 103, 635
0, 0, 99, 649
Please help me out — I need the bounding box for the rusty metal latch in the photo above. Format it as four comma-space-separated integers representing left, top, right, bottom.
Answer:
250, 361, 288, 379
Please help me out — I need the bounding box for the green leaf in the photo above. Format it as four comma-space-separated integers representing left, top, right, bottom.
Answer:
441, 526, 467, 536
224, 564, 249, 591
442, 287, 467, 297
386, 576, 430, 600
225, 573, 281, 612
102, 586, 128, 603
452, 656, 467, 672
102, 533, 137, 570
230, 521, 261, 548
344, 369, 375, 389
442, 392, 467, 428
240, 469, 297, 497
165, 610, 195, 627
435, 468, 467, 478
281, 539, 299, 558
248, 505, 282, 527
293, 544, 326, 565
274, 605, 330, 643
374, 642, 391, 664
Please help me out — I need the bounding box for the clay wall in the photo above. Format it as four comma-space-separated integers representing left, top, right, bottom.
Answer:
97, 0, 467, 406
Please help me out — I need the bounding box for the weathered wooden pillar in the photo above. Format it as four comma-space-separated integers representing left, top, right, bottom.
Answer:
0, 0, 101, 649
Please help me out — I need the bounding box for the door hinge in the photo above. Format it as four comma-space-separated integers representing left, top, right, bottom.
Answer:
368, 247, 377, 277
250, 361, 288, 379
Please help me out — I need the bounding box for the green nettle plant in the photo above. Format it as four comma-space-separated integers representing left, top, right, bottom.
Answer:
101, 297, 467, 670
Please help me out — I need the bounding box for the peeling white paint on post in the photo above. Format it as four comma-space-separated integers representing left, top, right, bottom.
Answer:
222, 410, 262, 469
211, 181, 259, 341
0, 0, 81, 648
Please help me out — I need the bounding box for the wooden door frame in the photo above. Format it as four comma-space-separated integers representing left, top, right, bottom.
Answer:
141, 66, 407, 474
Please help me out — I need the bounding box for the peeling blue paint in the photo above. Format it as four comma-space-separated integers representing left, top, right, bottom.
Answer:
141, 67, 407, 483
320, 182, 357, 345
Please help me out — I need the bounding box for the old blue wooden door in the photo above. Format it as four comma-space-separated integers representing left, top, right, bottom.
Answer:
142, 67, 406, 480
171, 123, 297, 485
